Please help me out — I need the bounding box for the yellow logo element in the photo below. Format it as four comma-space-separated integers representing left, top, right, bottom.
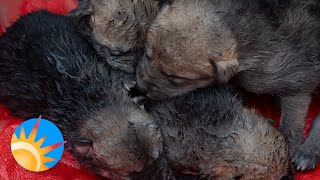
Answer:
11, 116, 66, 172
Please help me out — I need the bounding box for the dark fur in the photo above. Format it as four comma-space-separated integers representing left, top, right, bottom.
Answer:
0, 10, 290, 179
0, 11, 162, 179
79, 85, 290, 179
148, 86, 290, 179
292, 113, 320, 170
0, 10, 134, 122
136, 0, 320, 170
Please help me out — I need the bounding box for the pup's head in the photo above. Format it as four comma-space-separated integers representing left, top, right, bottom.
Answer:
72, 100, 162, 179
136, 0, 239, 100
70, 0, 161, 73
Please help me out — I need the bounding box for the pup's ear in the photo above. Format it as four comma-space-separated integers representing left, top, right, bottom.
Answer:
209, 44, 238, 83
211, 58, 238, 83
68, 0, 92, 21
130, 116, 163, 159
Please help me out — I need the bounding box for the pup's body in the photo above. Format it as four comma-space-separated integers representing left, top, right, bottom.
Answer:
0, 11, 162, 179
0, 10, 290, 179
81, 86, 290, 179
148, 86, 290, 179
0, 10, 102, 120
0, 9, 138, 118
136, 0, 320, 169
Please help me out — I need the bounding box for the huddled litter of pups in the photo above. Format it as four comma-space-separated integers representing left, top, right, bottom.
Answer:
1, 0, 320, 179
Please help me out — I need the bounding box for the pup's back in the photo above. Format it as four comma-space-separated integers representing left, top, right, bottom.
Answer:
73, 85, 289, 179
148, 86, 289, 179
0, 11, 103, 119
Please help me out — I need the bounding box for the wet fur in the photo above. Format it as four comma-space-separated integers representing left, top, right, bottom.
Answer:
0, 11, 161, 179
136, 0, 320, 170
82, 85, 290, 179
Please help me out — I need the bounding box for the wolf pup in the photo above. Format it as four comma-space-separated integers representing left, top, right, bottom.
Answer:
77, 85, 290, 179
0, 10, 162, 179
136, 0, 320, 170
68, 0, 170, 73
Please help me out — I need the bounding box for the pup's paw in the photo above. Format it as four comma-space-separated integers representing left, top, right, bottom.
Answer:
292, 148, 319, 171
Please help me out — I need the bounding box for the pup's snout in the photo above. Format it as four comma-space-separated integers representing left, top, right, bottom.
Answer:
73, 138, 94, 158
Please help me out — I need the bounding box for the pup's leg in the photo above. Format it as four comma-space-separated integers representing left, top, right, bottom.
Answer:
292, 113, 320, 170
280, 94, 311, 169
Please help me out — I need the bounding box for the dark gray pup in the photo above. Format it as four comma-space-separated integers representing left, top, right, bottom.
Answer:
0, 10, 160, 179
0, 10, 132, 119
77, 85, 289, 179
149, 85, 290, 179
136, 0, 320, 170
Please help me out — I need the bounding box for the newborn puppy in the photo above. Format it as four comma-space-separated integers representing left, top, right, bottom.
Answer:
0, 10, 102, 120
149, 86, 290, 179
69, 0, 168, 73
73, 96, 163, 180
0, 9, 138, 118
0, 10, 163, 179
0, 8, 289, 180
136, 0, 320, 170
79, 85, 290, 179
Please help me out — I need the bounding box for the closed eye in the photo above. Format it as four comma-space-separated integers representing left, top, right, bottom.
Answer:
110, 49, 133, 57
167, 74, 191, 85
146, 54, 151, 60
160, 70, 191, 84
168, 75, 189, 80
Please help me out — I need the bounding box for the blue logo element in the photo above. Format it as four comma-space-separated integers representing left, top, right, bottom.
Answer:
11, 116, 66, 172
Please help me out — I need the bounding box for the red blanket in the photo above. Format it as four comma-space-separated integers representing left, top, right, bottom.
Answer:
0, 0, 319, 179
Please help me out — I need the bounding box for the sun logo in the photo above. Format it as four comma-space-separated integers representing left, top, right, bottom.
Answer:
11, 116, 66, 172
